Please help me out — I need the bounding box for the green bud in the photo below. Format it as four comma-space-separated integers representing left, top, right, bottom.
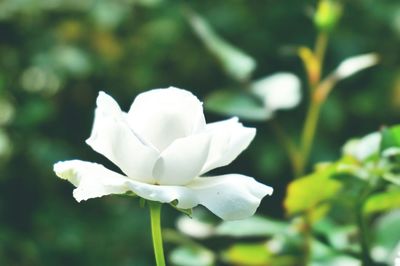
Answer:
314, 0, 342, 32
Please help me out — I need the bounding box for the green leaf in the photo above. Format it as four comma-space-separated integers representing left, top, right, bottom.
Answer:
222, 242, 298, 266
371, 210, 400, 264
380, 125, 400, 151
170, 246, 215, 266
215, 216, 289, 238
205, 90, 270, 121
313, 218, 359, 253
284, 165, 342, 216
222, 243, 271, 265
187, 11, 256, 82
363, 189, 400, 215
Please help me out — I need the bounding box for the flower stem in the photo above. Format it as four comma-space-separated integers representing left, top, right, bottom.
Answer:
297, 31, 329, 177
149, 201, 166, 266
299, 101, 322, 176
315, 32, 328, 69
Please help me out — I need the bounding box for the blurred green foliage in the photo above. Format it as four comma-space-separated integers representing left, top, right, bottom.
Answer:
0, 0, 400, 265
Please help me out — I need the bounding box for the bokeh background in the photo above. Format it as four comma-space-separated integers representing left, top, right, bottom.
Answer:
0, 0, 399, 265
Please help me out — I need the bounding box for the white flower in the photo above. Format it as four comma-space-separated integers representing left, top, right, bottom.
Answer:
54, 87, 273, 220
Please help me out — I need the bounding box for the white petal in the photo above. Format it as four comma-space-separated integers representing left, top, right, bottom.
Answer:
335, 53, 379, 80
54, 160, 133, 202
200, 117, 255, 174
187, 174, 273, 220
128, 87, 206, 151
251, 72, 301, 111
54, 160, 198, 208
54, 161, 272, 220
86, 92, 159, 183
153, 133, 211, 185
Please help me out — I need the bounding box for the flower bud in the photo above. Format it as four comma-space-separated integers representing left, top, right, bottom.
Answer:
314, 0, 342, 32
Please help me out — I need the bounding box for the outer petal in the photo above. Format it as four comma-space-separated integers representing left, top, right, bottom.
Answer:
127, 87, 206, 151
86, 92, 159, 183
54, 160, 133, 201
153, 133, 211, 185
187, 174, 273, 220
54, 160, 198, 208
200, 117, 255, 174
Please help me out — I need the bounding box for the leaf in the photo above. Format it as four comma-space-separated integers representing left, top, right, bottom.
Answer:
310, 255, 360, 266
343, 132, 381, 162
250, 72, 302, 112
380, 125, 400, 151
170, 246, 215, 266
215, 216, 289, 238
176, 215, 214, 239
187, 11, 256, 82
313, 218, 359, 253
284, 165, 342, 216
335, 53, 379, 80
205, 89, 270, 120
222, 242, 298, 266
371, 210, 400, 264
363, 189, 400, 215
222, 243, 271, 265
298, 47, 320, 85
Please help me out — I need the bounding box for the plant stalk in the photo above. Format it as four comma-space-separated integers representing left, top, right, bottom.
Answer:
299, 101, 322, 176
149, 201, 166, 266
356, 189, 374, 266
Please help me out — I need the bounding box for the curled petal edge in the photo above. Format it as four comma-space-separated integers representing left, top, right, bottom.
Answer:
54, 160, 273, 220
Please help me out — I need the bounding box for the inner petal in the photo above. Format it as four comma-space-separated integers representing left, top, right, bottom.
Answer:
127, 87, 206, 151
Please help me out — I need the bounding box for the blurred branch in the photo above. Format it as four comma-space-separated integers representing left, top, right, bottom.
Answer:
270, 120, 302, 177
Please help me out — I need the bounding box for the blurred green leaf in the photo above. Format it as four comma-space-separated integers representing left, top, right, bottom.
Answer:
90, 1, 128, 30
170, 246, 215, 266
187, 10, 256, 82
222, 242, 298, 266
381, 125, 400, 151
215, 216, 289, 238
313, 218, 359, 253
222, 242, 270, 265
310, 255, 360, 266
371, 210, 400, 264
363, 189, 400, 215
284, 165, 342, 216
205, 90, 269, 120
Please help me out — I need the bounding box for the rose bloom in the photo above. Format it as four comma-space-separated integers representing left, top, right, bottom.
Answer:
54, 87, 273, 220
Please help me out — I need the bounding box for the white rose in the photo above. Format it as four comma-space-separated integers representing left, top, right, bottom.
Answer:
54, 87, 273, 220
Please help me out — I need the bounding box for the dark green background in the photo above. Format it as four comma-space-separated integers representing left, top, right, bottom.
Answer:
0, 0, 399, 265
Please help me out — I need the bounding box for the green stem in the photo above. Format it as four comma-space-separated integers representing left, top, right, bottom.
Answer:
315, 32, 328, 70
356, 188, 374, 266
149, 201, 166, 266
302, 212, 313, 266
299, 101, 322, 176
